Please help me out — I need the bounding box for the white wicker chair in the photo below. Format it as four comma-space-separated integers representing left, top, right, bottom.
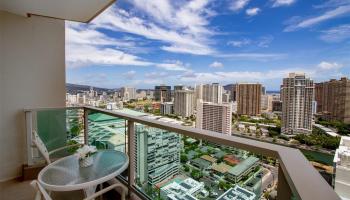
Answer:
30, 180, 127, 200
32, 131, 82, 164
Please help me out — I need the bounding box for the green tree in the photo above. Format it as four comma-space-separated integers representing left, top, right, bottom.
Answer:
180, 154, 188, 163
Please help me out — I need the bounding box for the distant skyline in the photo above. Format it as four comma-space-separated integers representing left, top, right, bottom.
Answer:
66, 0, 350, 90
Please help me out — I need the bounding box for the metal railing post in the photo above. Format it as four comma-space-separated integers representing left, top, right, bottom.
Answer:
25, 111, 34, 166
127, 120, 136, 190
277, 164, 293, 200
84, 107, 89, 145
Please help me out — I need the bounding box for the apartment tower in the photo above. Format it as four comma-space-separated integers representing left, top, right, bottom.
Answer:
196, 100, 232, 134
174, 89, 195, 118
281, 73, 314, 135
195, 83, 223, 104
121, 86, 136, 101
236, 83, 262, 116
136, 125, 181, 186
154, 85, 172, 103
315, 77, 350, 123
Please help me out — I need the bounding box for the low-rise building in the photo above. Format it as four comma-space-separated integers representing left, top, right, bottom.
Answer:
238, 124, 246, 132
191, 158, 212, 171
223, 155, 240, 166
216, 185, 256, 200
211, 163, 232, 177
200, 155, 217, 164
160, 178, 206, 200
248, 126, 256, 133
226, 156, 259, 183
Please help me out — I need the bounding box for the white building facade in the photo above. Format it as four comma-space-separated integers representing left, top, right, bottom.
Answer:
334, 136, 350, 200
196, 100, 232, 134
195, 83, 223, 104
121, 86, 136, 101
174, 89, 195, 118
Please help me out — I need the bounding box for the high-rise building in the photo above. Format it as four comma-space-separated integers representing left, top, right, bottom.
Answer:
174, 89, 195, 118
261, 86, 266, 95
315, 77, 350, 123
281, 73, 314, 135
174, 85, 185, 91
154, 85, 171, 103
236, 83, 262, 116
222, 92, 230, 103
121, 86, 136, 101
196, 100, 232, 134
136, 124, 181, 186
224, 84, 237, 101
261, 94, 273, 112
195, 83, 223, 104
272, 100, 282, 112
160, 102, 174, 115
333, 136, 350, 200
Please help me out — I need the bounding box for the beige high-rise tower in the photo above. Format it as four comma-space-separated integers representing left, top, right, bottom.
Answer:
174, 89, 195, 118
236, 83, 262, 116
315, 77, 350, 123
196, 100, 232, 134
195, 83, 223, 104
281, 73, 314, 135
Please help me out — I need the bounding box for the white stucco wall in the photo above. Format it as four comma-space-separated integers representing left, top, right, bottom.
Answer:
0, 11, 66, 181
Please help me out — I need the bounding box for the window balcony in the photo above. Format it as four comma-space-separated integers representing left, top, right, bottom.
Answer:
2, 106, 338, 200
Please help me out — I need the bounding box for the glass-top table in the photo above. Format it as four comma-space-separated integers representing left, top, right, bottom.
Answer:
38, 150, 129, 197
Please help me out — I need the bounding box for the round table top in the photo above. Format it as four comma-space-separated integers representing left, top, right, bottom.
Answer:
38, 150, 129, 191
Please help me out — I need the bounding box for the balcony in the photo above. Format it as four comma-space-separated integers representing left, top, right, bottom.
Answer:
1, 106, 339, 200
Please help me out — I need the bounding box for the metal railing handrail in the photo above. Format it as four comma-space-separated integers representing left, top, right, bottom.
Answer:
25, 106, 340, 200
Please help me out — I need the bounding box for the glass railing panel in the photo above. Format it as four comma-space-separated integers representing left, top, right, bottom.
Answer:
86, 110, 127, 153
132, 122, 277, 200
35, 108, 84, 159
86, 109, 128, 180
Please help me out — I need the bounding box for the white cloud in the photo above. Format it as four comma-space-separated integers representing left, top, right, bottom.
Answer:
209, 61, 224, 68
320, 24, 350, 42
66, 43, 153, 68
179, 62, 344, 84
145, 72, 169, 79
272, 0, 296, 7
218, 53, 286, 61
66, 23, 153, 68
257, 36, 274, 47
91, 3, 216, 55
246, 7, 261, 16
284, 5, 350, 32
227, 36, 274, 48
122, 71, 137, 79
227, 38, 251, 47
156, 60, 190, 71
313, 0, 350, 9
230, 0, 250, 11
317, 61, 343, 70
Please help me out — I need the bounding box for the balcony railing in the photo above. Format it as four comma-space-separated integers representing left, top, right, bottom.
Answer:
24, 106, 340, 200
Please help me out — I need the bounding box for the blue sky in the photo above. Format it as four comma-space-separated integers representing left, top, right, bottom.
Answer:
66, 0, 350, 90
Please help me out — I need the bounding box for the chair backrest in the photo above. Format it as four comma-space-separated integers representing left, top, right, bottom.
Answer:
32, 131, 51, 164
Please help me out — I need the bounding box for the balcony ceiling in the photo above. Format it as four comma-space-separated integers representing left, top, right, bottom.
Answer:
0, 0, 115, 23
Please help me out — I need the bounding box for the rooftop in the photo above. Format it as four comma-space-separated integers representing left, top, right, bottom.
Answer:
200, 155, 217, 163
216, 185, 256, 200
212, 163, 232, 174
228, 156, 259, 177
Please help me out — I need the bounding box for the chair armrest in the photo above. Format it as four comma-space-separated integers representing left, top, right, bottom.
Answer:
30, 180, 53, 200
83, 183, 127, 200
48, 143, 83, 155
